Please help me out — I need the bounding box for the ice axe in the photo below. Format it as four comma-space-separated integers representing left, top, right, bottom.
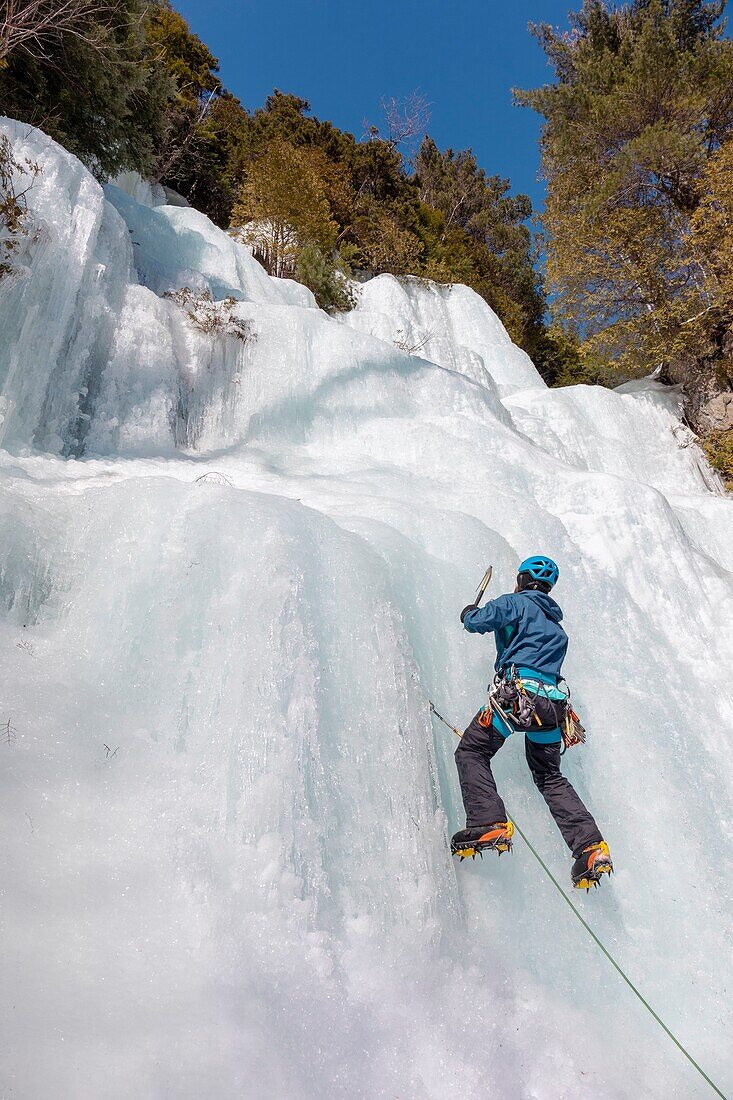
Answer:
430, 566, 492, 739
474, 565, 493, 605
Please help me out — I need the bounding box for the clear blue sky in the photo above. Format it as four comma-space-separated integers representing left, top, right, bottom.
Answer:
173, 1, 579, 214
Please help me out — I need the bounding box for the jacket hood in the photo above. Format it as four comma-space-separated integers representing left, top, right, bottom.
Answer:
519, 589, 563, 623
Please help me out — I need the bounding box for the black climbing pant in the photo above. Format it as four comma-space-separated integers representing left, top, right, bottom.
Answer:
454, 712, 603, 859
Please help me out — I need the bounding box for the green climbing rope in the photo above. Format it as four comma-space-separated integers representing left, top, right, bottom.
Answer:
510, 817, 727, 1100
429, 701, 728, 1099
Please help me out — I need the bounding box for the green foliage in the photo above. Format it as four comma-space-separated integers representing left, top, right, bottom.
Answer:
690, 137, 733, 324
0, 0, 173, 179
164, 91, 252, 227
0, 5, 575, 378
516, 0, 733, 376
146, 2, 220, 102
531, 326, 618, 387
295, 244, 355, 312
145, 2, 232, 216
351, 199, 423, 276
415, 138, 532, 251
229, 136, 356, 310
221, 90, 546, 345
413, 137, 545, 351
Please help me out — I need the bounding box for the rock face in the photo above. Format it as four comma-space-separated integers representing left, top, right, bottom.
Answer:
662, 327, 733, 435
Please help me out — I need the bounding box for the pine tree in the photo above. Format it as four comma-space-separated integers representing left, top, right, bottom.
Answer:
1, 6, 562, 371
414, 137, 545, 353
145, 3, 225, 206
516, 0, 733, 372
690, 137, 733, 320
295, 243, 354, 312
0, 0, 173, 178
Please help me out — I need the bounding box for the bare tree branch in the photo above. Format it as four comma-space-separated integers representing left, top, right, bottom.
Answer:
0, 0, 127, 63
152, 89, 218, 185
363, 90, 431, 156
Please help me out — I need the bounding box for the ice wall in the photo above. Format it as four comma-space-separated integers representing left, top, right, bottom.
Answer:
1, 119, 732, 1100
340, 272, 545, 397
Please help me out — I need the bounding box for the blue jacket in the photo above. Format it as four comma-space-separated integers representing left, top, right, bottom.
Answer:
463, 590, 568, 683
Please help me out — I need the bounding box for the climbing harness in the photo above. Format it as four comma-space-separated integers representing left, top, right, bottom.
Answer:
428, 701, 728, 1100
492, 668, 548, 729
486, 666, 586, 753
463, 564, 586, 752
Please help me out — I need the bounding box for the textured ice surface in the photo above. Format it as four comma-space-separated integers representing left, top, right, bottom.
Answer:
108, 169, 168, 209
504, 379, 721, 495
340, 272, 545, 397
1, 119, 732, 1100
104, 184, 287, 304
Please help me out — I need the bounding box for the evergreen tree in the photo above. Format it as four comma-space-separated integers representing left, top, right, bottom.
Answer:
145, 2, 231, 213
516, 0, 733, 372
690, 136, 733, 320
0, 0, 173, 178
0, 4, 563, 371
165, 90, 251, 226
414, 137, 545, 352
295, 243, 354, 312
352, 200, 423, 275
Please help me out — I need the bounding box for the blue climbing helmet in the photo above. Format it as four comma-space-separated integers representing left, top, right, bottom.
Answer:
517, 555, 559, 591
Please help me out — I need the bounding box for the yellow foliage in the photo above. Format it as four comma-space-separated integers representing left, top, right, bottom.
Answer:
690, 139, 733, 320
230, 139, 339, 277
701, 427, 733, 491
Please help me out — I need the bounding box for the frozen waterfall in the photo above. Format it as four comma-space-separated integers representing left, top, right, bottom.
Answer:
1, 118, 732, 1100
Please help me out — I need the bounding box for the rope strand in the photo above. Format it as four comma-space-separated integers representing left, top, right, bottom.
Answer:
510, 817, 727, 1100
429, 702, 728, 1099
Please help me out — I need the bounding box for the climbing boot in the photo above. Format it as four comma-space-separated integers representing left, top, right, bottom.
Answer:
451, 821, 514, 860
572, 841, 613, 890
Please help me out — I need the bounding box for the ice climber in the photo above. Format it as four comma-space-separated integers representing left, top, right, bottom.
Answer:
451, 556, 613, 890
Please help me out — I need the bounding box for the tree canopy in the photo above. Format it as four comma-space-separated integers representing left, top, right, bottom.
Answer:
0, 2, 560, 375
516, 0, 733, 372
0, 0, 173, 178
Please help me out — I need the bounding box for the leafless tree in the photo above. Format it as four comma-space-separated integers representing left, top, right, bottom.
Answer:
163, 286, 255, 343
0, 0, 124, 63
364, 90, 431, 156
393, 326, 435, 356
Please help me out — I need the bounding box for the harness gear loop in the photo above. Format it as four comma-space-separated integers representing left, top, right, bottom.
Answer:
562, 707, 587, 754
